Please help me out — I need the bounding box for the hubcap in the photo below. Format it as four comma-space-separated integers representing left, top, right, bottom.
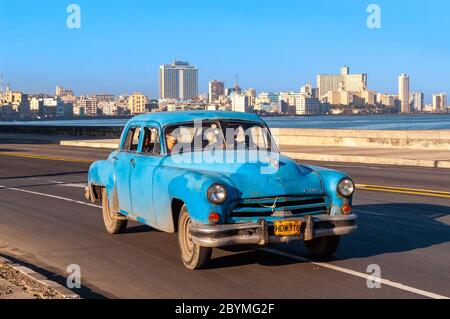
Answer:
181, 215, 195, 260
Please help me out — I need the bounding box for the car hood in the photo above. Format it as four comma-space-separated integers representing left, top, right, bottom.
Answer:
161, 151, 324, 199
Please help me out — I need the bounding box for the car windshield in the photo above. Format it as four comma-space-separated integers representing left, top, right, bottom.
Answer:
164, 120, 278, 154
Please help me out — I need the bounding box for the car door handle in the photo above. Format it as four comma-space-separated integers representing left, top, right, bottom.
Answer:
112, 156, 118, 161
130, 158, 136, 168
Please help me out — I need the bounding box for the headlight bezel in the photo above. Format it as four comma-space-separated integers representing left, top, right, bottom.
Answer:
337, 178, 355, 197
207, 183, 227, 204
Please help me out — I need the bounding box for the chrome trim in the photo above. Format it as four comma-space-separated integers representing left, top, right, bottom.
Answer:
189, 214, 357, 248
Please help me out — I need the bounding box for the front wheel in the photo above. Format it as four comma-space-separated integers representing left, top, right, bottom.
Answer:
178, 205, 212, 270
305, 236, 340, 259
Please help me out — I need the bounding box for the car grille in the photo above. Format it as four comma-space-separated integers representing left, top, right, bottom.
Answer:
229, 195, 327, 218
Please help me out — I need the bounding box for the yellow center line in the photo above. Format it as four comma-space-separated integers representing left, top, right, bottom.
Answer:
356, 184, 450, 199
0, 152, 93, 164
357, 183, 450, 195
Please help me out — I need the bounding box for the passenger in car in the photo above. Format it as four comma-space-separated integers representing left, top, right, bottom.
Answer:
166, 128, 178, 153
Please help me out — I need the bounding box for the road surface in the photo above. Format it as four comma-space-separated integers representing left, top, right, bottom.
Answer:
0, 144, 448, 299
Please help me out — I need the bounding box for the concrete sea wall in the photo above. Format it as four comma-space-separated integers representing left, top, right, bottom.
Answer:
1, 125, 449, 150
273, 128, 450, 150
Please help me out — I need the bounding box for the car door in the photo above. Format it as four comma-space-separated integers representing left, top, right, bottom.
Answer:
114, 124, 143, 215
129, 124, 163, 225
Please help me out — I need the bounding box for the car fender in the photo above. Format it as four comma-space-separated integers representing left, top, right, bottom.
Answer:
152, 166, 237, 232
307, 165, 353, 215
87, 153, 118, 211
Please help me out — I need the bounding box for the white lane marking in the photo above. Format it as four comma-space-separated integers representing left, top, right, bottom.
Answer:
0, 184, 101, 209
319, 163, 381, 170
56, 183, 87, 189
354, 209, 384, 216
261, 248, 449, 300
44, 179, 87, 188
47, 180, 63, 183
0, 182, 448, 299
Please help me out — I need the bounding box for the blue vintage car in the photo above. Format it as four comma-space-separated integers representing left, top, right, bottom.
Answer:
85, 111, 356, 269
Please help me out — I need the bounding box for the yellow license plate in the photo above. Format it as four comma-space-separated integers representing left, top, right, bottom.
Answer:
274, 220, 301, 236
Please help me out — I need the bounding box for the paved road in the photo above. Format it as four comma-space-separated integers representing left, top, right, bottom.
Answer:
0, 144, 448, 299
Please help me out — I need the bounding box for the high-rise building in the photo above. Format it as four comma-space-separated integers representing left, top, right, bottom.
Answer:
128, 92, 148, 114
317, 66, 367, 98
398, 73, 410, 113
79, 95, 98, 116
208, 80, 224, 103
159, 61, 198, 100
231, 93, 249, 113
411, 92, 424, 112
432, 93, 447, 113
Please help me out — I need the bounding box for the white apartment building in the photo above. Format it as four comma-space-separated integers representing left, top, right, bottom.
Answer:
160, 61, 198, 100
98, 101, 118, 116
232, 93, 249, 113
79, 95, 98, 116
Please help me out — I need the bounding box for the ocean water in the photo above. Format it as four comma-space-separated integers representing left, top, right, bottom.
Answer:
1, 114, 450, 130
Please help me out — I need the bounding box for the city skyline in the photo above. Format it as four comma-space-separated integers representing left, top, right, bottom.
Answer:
1, 63, 446, 109
1, 0, 449, 102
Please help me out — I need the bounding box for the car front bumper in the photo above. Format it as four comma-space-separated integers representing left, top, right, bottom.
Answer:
189, 214, 357, 248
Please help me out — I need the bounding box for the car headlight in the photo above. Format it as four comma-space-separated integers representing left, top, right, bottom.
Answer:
337, 178, 355, 197
207, 183, 227, 204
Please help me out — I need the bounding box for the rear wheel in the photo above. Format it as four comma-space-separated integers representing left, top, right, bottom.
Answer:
305, 236, 340, 259
178, 205, 212, 270
101, 188, 128, 234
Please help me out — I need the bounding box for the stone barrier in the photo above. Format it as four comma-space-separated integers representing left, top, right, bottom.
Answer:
1, 125, 450, 150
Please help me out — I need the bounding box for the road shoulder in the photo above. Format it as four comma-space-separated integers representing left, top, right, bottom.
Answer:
0, 256, 79, 299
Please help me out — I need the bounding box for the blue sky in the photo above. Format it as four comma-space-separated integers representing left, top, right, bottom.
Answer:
0, 0, 449, 102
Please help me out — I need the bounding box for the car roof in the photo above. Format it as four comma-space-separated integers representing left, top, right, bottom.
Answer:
128, 110, 265, 127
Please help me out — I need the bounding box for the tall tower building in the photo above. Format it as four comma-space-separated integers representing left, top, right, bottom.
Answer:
398, 74, 410, 113
208, 80, 224, 103
159, 61, 198, 100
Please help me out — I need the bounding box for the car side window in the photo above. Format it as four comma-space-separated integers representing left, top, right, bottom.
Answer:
122, 126, 141, 152
141, 127, 161, 155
